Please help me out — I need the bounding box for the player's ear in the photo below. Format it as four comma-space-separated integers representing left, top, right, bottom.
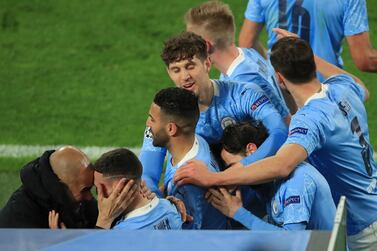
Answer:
167, 122, 178, 136
203, 57, 211, 73
245, 143, 257, 156
276, 72, 287, 89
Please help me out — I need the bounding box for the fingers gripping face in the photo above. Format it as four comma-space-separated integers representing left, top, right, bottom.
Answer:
96, 179, 138, 229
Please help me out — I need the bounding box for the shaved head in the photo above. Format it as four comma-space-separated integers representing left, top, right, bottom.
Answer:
50, 146, 94, 202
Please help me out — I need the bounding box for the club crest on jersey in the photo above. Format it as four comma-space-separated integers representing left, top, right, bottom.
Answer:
289, 127, 308, 136
284, 196, 300, 207
251, 95, 269, 111
144, 127, 153, 139
272, 198, 279, 215
221, 117, 236, 129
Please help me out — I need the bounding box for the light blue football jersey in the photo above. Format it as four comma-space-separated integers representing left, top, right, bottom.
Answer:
266, 162, 335, 230
219, 47, 289, 118
233, 162, 335, 230
285, 76, 377, 235
140, 80, 287, 194
164, 135, 228, 229
113, 197, 182, 230
244, 0, 369, 68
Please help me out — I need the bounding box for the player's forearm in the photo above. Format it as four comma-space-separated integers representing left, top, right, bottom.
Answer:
139, 148, 166, 194
239, 26, 255, 48
233, 207, 281, 230
353, 50, 377, 72
315, 55, 365, 83
238, 19, 262, 49
233, 207, 306, 230
314, 55, 369, 100
213, 156, 291, 186
347, 32, 377, 72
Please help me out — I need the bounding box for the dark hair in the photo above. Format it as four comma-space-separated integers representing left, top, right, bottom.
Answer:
94, 148, 142, 180
161, 32, 208, 66
221, 122, 268, 155
270, 37, 316, 84
154, 87, 199, 134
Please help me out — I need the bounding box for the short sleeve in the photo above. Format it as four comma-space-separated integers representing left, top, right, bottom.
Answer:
344, 0, 369, 36
280, 178, 314, 225
238, 84, 277, 123
244, 0, 265, 23
323, 74, 366, 102
284, 113, 323, 156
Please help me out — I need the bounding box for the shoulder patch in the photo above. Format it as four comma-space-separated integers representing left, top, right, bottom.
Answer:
144, 127, 153, 139
284, 196, 300, 207
289, 127, 308, 136
251, 95, 269, 111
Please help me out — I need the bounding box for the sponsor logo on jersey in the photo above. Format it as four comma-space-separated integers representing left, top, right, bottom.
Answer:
289, 127, 308, 136
154, 218, 171, 230
220, 117, 236, 129
251, 95, 269, 111
338, 100, 351, 117
284, 196, 300, 207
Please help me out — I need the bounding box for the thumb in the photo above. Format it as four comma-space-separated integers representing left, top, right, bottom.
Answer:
60, 222, 66, 229
236, 189, 242, 199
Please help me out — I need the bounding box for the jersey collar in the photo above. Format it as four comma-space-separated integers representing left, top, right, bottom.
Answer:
175, 136, 200, 168
211, 79, 220, 97
225, 47, 245, 77
304, 84, 328, 106
123, 196, 160, 221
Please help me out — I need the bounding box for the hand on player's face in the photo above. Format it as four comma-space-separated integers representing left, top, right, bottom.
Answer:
140, 180, 156, 200
207, 187, 242, 218
173, 159, 214, 187
96, 179, 138, 229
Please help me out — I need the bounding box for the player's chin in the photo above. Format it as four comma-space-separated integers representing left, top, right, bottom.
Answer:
183, 86, 198, 95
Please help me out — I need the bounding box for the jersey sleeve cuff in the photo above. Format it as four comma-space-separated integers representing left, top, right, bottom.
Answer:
233, 207, 253, 222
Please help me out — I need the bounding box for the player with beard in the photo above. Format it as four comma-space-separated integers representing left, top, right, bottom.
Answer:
139, 32, 287, 198
145, 87, 228, 229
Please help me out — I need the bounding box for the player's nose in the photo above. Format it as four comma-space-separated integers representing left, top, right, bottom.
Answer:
181, 69, 191, 81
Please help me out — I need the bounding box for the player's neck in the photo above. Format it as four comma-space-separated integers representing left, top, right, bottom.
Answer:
123, 190, 150, 215
167, 134, 196, 167
289, 78, 322, 108
198, 79, 214, 111
212, 45, 239, 75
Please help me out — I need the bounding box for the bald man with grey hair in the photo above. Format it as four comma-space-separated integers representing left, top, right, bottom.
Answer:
0, 146, 98, 228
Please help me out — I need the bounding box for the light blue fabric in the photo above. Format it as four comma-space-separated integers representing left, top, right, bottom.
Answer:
219, 48, 289, 118
140, 80, 287, 194
285, 75, 377, 235
165, 135, 228, 230
233, 162, 335, 230
244, 0, 369, 68
113, 198, 182, 230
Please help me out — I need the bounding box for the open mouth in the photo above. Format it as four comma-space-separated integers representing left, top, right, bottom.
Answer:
182, 82, 195, 90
